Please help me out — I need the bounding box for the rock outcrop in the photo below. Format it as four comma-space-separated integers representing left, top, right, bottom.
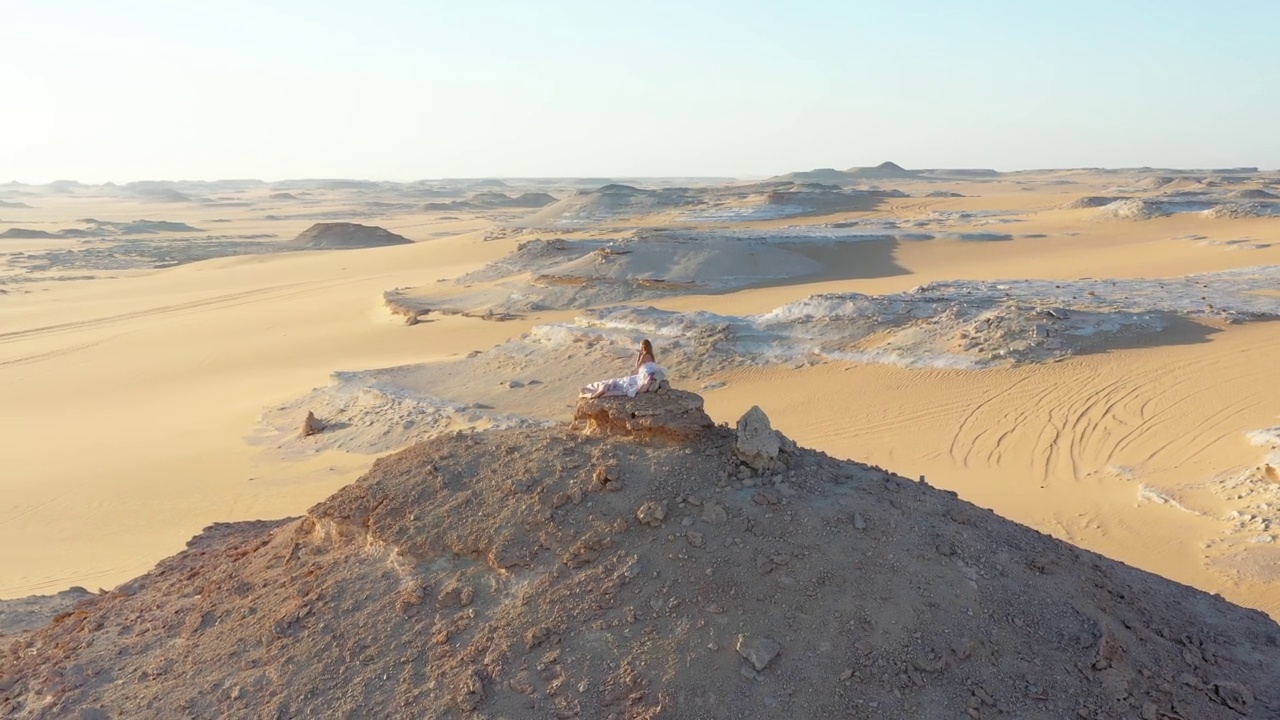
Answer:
571, 385, 715, 441
0, 588, 95, 639
299, 411, 325, 438
734, 405, 783, 471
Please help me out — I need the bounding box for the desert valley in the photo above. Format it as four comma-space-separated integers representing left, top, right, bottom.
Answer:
2, 165, 1279, 718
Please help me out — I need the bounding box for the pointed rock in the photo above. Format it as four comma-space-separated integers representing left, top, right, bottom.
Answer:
300, 411, 325, 438
735, 406, 781, 470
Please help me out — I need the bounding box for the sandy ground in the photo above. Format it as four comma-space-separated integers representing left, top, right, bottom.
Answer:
3, 173, 1280, 625
1, 207, 538, 596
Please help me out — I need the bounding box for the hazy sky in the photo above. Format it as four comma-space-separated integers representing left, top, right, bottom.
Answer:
2, 0, 1277, 182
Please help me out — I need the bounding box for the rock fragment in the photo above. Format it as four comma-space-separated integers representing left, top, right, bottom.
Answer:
735, 634, 781, 671
636, 501, 667, 527
1211, 681, 1253, 715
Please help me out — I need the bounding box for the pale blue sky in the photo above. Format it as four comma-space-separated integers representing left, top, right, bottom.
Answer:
1, 0, 1276, 182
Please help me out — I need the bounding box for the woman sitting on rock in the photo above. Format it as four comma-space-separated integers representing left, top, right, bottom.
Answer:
581, 339, 665, 399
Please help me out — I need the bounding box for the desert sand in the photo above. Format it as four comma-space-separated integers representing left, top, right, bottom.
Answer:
2, 170, 1279, 642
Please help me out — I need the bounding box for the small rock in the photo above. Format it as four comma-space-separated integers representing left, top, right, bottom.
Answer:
1099, 668, 1129, 702
1211, 681, 1253, 714
300, 411, 325, 438
752, 490, 781, 506
700, 502, 728, 524
853, 513, 867, 530
686, 532, 705, 548
636, 501, 667, 528
736, 634, 782, 671
1094, 631, 1125, 670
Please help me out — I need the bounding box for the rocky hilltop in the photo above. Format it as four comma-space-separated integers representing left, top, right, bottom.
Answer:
2, 390, 1277, 719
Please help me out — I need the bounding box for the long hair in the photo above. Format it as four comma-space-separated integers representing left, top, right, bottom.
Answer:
640, 339, 654, 359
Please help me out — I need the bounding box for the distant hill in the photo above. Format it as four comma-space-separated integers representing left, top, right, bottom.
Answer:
288, 222, 413, 249
469, 192, 557, 208
845, 161, 921, 179
0, 228, 59, 239
774, 168, 861, 184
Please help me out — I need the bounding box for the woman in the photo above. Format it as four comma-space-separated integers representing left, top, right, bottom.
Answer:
583, 339, 664, 399
634, 339, 656, 374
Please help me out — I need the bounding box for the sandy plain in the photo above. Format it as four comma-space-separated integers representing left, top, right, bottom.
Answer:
2, 168, 1279, 622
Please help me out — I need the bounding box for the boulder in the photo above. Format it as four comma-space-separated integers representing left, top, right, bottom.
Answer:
735, 406, 781, 470
572, 388, 713, 442
735, 634, 782, 671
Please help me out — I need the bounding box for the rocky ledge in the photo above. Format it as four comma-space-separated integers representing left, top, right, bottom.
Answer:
571, 385, 715, 442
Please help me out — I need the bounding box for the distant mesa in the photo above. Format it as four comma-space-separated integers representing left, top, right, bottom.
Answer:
463, 178, 509, 190
1063, 195, 1123, 209
400, 186, 455, 199
422, 192, 556, 213
471, 191, 557, 208
776, 168, 858, 184
926, 168, 1000, 178
422, 201, 470, 212
773, 162, 991, 185
521, 184, 693, 226
845, 161, 921, 179
1, 219, 203, 240
87, 219, 202, 234
0, 228, 59, 239
1229, 188, 1278, 200
44, 180, 88, 194
269, 192, 300, 201
122, 182, 193, 203
311, 179, 382, 191
592, 183, 649, 194
0, 199, 32, 208
289, 222, 413, 249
